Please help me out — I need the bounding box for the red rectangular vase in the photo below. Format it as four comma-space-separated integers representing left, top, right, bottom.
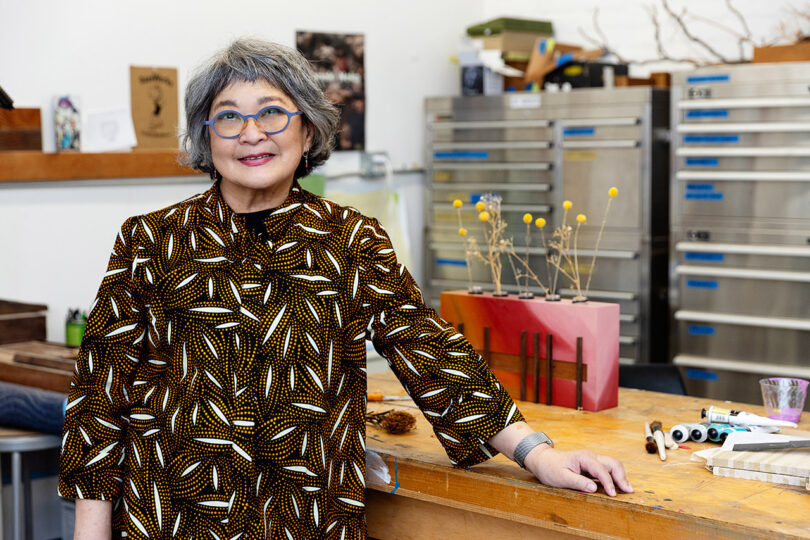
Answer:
440, 290, 619, 411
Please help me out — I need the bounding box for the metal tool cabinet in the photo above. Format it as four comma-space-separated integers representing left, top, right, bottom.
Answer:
425, 88, 669, 364
671, 63, 810, 405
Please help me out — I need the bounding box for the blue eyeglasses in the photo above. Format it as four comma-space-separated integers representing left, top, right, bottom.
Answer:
205, 105, 303, 139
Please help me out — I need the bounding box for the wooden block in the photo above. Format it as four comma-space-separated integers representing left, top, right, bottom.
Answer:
753, 42, 810, 63
0, 299, 47, 345
0, 108, 42, 150
0, 340, 76, 393
440, 290, 618, 411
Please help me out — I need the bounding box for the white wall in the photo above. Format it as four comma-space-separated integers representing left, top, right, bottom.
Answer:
0, 0, 487, 343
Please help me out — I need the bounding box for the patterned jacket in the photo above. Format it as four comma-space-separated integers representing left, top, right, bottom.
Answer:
59, 181, 523, 539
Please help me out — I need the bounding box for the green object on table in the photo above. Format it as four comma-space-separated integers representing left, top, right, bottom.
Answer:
299, 174, 326, 196
466, 17, 553, 37
65, 322, 85, 347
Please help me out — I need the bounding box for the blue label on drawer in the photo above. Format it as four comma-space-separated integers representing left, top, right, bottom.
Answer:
688, 325, 716, 335
685, 157, 719, 167
686, 279, 718, 289
685, 109, 729, 118
683, 135, 740, 144
686, 368, 719, 381
685, 183, 714, 190
685, 192, 724, 200
685, 252, 724, 261
435, 258, 467, 267
563, 127, 595, 136
686, 74, 730, 83
433, 151, 489, 160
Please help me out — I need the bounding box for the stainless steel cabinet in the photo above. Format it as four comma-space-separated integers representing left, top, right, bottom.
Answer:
671, 63, 810, 406
425, 88, 670, 364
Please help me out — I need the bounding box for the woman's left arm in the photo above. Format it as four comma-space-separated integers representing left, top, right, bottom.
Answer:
488, 421, 633, 496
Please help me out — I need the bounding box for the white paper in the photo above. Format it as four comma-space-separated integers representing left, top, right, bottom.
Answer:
82, 109, 137, 152
479, 49, 524, 77
365, 450, 391, 485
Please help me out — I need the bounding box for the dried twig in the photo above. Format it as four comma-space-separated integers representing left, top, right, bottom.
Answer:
661, 0, 733, 63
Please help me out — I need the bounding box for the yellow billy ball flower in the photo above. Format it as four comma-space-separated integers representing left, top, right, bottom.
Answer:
576, 213, 587, 223
535, 217, 546, 228
523, 213, 533, 224
478, 211, 490, 222
458, 227, 468, 237
475, 201, 485, 212
609, 187, 618, 198
563, 200, 573, 210
453, 199, 463, 208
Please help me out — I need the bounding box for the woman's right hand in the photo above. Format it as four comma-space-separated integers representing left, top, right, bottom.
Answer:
74, 499, 112, 540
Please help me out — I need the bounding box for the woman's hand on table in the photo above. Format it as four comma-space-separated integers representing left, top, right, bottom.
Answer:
488, 421, 633, 497
524, 444, 633, 497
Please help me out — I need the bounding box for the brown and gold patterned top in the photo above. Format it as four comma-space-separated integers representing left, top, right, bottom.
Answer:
59, 181, 523, 539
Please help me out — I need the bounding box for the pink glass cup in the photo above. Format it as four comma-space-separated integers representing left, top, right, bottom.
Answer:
759, 377, 808, 424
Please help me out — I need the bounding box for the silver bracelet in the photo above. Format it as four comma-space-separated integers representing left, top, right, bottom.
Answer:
513, 432, 554, 469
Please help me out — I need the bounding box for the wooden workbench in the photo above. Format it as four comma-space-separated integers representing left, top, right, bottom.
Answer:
365, 372, 810, 539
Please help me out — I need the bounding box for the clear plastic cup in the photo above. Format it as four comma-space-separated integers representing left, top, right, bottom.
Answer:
759, 378, 809, 424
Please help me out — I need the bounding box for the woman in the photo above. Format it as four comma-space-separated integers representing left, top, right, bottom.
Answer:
60, 38, 632, 539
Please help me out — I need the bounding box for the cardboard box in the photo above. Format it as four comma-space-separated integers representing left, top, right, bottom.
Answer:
480, 31, 553, 54
753, 41, 810, 63
467, 17, 553, 37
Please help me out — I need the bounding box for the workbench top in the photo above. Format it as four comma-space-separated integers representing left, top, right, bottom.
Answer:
365, 371, 810, 539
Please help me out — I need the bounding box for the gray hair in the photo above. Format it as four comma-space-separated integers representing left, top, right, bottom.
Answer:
179, 38, 340, 179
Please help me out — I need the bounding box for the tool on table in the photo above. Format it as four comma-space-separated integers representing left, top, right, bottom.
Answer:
367, 393, 412, 402
701, 405, 797, 428
644, 422, 658, 454
650, 420, 667, 461
663, 429, 678, 450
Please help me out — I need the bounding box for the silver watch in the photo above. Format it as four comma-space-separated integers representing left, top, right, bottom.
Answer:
513, 432, 554, 469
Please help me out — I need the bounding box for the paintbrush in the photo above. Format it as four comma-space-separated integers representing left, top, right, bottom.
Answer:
367, 393, 411, 402
650, 420, 667, 461
644, 422, 658, 454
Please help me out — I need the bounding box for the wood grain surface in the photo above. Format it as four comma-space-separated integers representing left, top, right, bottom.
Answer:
0, 150, 201, 182
366, 372, 810, 539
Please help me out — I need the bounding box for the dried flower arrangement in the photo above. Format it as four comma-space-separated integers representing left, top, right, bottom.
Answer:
454, 187, 618, 302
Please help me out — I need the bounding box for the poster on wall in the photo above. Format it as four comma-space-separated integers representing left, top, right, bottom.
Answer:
296, 31, 365, 151
130, 66, 178, 149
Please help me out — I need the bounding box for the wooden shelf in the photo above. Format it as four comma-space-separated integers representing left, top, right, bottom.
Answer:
0, 150, 202, 182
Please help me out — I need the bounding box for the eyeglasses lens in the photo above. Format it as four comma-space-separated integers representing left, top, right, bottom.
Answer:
256, 107, 288, 133
213, 112, 245, 138
213, 107, 288, 137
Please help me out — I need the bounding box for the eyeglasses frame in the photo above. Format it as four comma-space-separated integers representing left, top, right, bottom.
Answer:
204, 105, 303, 139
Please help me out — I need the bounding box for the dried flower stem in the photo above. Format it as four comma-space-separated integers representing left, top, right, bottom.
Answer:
585, 197, 614, 295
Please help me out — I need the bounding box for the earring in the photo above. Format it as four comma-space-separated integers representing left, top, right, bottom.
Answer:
304, 151, 309, 170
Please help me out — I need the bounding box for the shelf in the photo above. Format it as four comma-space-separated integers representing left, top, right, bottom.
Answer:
0, 150, 201, 182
